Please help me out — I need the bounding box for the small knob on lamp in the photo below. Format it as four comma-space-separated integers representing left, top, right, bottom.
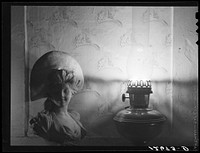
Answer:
122, 93, 129, 102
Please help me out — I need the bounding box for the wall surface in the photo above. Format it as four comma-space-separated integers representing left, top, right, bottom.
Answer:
11, 6, 25, 138
171, 7, 198, 146
11, 6, 198, 147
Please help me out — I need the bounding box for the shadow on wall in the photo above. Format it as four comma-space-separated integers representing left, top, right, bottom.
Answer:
68, 76, 197, 145
69, 76, 128, 137
149, 79, 197, 146
27, 59, 198, 145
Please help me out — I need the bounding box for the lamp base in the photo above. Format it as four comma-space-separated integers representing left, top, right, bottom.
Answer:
114, 121, 165, 146
113, 108, 166, 146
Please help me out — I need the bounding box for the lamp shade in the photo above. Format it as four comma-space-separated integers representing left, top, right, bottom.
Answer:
30, 51, 84, 101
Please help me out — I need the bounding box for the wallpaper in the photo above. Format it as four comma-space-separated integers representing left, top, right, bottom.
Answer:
11, 6, 198, 146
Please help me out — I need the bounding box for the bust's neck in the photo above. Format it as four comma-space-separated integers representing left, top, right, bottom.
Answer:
55, 101, 71, 116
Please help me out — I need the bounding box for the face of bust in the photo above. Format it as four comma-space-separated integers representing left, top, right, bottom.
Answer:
49, 83, 75, 107
47, 69, 78, 107
61, 84, 73, 105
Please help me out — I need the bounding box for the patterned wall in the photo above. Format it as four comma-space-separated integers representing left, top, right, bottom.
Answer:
11, 6, 198, 146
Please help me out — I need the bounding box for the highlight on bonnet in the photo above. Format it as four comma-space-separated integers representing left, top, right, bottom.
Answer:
30, 51, 84, 101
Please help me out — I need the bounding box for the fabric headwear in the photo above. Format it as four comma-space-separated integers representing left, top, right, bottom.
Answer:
30, 51, 84, 101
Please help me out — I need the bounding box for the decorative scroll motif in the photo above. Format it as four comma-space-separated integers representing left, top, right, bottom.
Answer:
97, 56, 123, 73
47, 10, 62, 26
97, 56, 114, 70
73, 32, 100, 50
120, 30, 134, 47
45, 8, 78, 28
26, 6, 79, 52
143, 8, 169, 26
96, 8, 123, 27
28, 26, 55, 50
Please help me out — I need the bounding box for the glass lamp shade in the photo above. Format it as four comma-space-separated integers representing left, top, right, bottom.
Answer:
126, 47, 153, 81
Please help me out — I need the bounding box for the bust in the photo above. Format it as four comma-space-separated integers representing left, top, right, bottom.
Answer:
29, 51, 86, 145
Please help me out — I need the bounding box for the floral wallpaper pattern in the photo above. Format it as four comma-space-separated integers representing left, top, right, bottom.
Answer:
11, 6, 198, 145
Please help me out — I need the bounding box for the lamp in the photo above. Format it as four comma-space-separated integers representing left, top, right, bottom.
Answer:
113, 80, 167, 145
